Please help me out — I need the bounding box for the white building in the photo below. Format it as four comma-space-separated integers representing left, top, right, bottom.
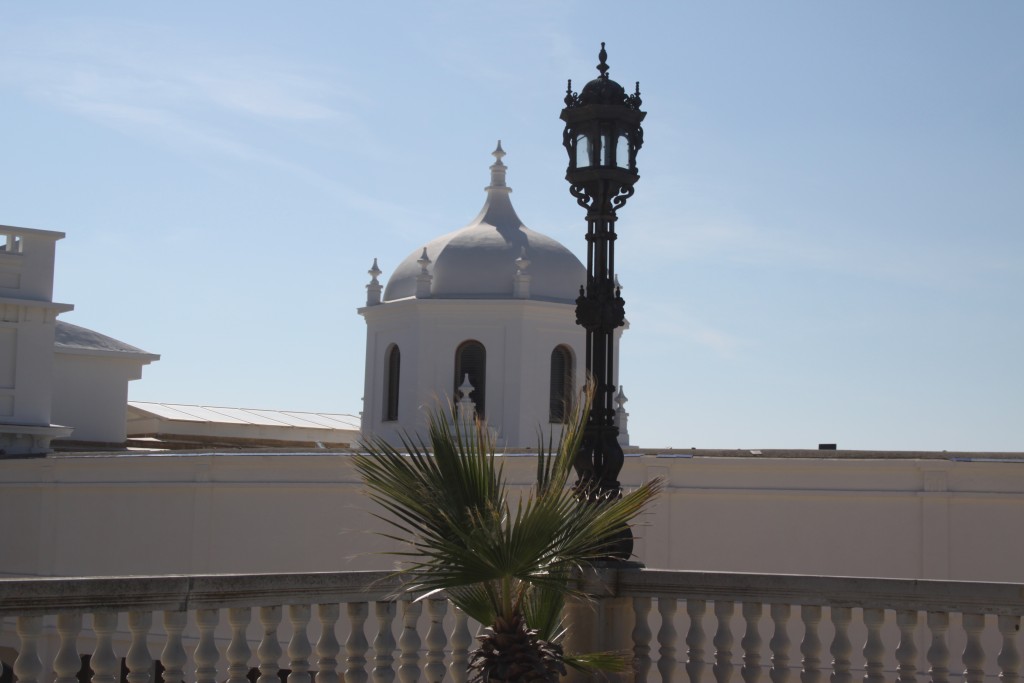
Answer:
359, 143, 625, 449
0, 224, 158, 453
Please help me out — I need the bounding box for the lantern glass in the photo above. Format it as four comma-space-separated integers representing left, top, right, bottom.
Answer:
575, 134, 591, 168
617, 134, 630, 169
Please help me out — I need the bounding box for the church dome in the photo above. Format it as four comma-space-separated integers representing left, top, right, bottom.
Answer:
382, 143, 585, 304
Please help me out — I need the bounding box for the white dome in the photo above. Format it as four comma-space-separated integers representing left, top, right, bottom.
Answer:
383, 144, 585, 304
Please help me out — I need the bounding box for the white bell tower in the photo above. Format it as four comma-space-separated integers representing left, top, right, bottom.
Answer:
358, 143, 627, 449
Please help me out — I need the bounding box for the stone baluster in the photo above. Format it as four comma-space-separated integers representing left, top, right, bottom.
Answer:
686, 599, 707, 683
397, 600, 422, 683
998, 615, 1021, 683
227, 607, 253, 683
770, 604, 791, 683
162, 610, 188, 683
345, 602, 369, 683
54, 613, 83, 683
633, 597, 653, 683
926, 611, 950, 683
800, 605, 822, 683
425, 599, 448, 683
257, 606, 283, 683
195, 608, 221, 683
316, 604, 341, 683
830, 607, 852, 683
741, 602, 763, 683
862, 608, 885, 683
372, 601, 397, 683
714, 601, 735, 683
658, 597, 678, 683
92, 612, 119, 683
126, 612, 153, 683
289, 604, 313, 683
895, 610, 918, 683
15, 615, 43, 683
449, 607, 472, 683
962, 613, 985, 683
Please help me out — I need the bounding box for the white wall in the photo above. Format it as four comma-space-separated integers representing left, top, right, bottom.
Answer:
51, 352, 142, 443
2, 450, 1021, 582
360, 298, 601, 449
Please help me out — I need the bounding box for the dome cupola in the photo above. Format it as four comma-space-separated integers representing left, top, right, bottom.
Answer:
382, 143, 585, 304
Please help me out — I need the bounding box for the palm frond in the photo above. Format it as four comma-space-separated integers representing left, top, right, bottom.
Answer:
353, 381, 662, 681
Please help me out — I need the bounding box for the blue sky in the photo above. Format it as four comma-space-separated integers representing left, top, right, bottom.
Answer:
1, 2, 1021, 451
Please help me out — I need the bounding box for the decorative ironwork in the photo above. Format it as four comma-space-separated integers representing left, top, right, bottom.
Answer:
560, 43, 646, 560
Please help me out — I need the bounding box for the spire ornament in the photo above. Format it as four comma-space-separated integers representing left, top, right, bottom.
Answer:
366, 258, 383, 306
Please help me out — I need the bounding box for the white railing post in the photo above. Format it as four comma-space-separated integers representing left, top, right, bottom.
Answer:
714, 600, 735, 683
632, 597, 653, 683
54, 613, 83, 683
830, 606, 852, 683
998, 615, 1021, 683
741, 602, 763, 683
397, 600, 421, 683
288, 604, 313, 683
162, 609, 188, 683
449, 607, 471, 683
658, 597, 678, 683
226, 607, 253, 683
92, 611, 119, 683
962, 613, 986, 683
926, 611, 950, 683
686, 599, 707, 683
15, 615, 44, 683
126, 611, 154, 683
894, 609, 918, 683
770, 603, 791, 683
862, 608, 885, 683
316, 603, 341, 683
800, 605, 822, 683
424, 599, 447, 683
257, 606, 283, 683
372, 601, 396, 683
345, 602, 369, 683
195, 608, 220, 683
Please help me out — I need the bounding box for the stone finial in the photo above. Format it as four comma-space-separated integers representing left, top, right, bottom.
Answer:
366, 257, 383, 306
615, 385, 630, 447
513, 247, 531, 299
457, 374, 477, 421
487, 140, 510, 191
415, 248, 432, 298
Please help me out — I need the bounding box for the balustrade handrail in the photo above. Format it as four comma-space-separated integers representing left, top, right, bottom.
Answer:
0, 570, 402, 616
611, 568, 1024, 615
5, 567, 1024, 617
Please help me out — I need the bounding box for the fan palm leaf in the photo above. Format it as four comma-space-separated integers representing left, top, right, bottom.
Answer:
353, 383, 661, 682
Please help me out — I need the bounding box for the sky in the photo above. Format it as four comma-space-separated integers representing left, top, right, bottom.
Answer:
1, 2, 1021, 452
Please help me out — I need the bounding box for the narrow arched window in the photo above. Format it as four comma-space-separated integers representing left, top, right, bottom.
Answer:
454, 340, 486, 418
549, 345, 575, 422
383, 344, 400, 421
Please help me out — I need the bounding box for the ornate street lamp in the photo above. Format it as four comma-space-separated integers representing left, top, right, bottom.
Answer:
561, 43, 645, 558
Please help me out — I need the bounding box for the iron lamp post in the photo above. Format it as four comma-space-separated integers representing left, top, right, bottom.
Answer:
561, 43, 646, 559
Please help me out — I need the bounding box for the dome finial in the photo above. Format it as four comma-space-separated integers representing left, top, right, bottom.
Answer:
597, 42, 609, 79
487, 140, 510, 191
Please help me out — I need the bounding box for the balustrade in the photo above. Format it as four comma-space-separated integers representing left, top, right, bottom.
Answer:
3, 569, 1024, 683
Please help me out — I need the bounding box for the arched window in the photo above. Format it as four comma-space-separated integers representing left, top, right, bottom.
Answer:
383, 344, 400, 421
454, 340, 486, 418
549, 345, 575, 422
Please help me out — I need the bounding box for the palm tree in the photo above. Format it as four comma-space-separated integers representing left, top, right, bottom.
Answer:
353, 386, 661, 683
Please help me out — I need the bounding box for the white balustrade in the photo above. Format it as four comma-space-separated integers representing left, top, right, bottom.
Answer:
448, 607, 471, 683
3, 568, 1024, 683
315, 604, 341, 683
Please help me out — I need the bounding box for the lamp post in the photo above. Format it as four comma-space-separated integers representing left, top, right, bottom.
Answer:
561, 43, 645, 559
